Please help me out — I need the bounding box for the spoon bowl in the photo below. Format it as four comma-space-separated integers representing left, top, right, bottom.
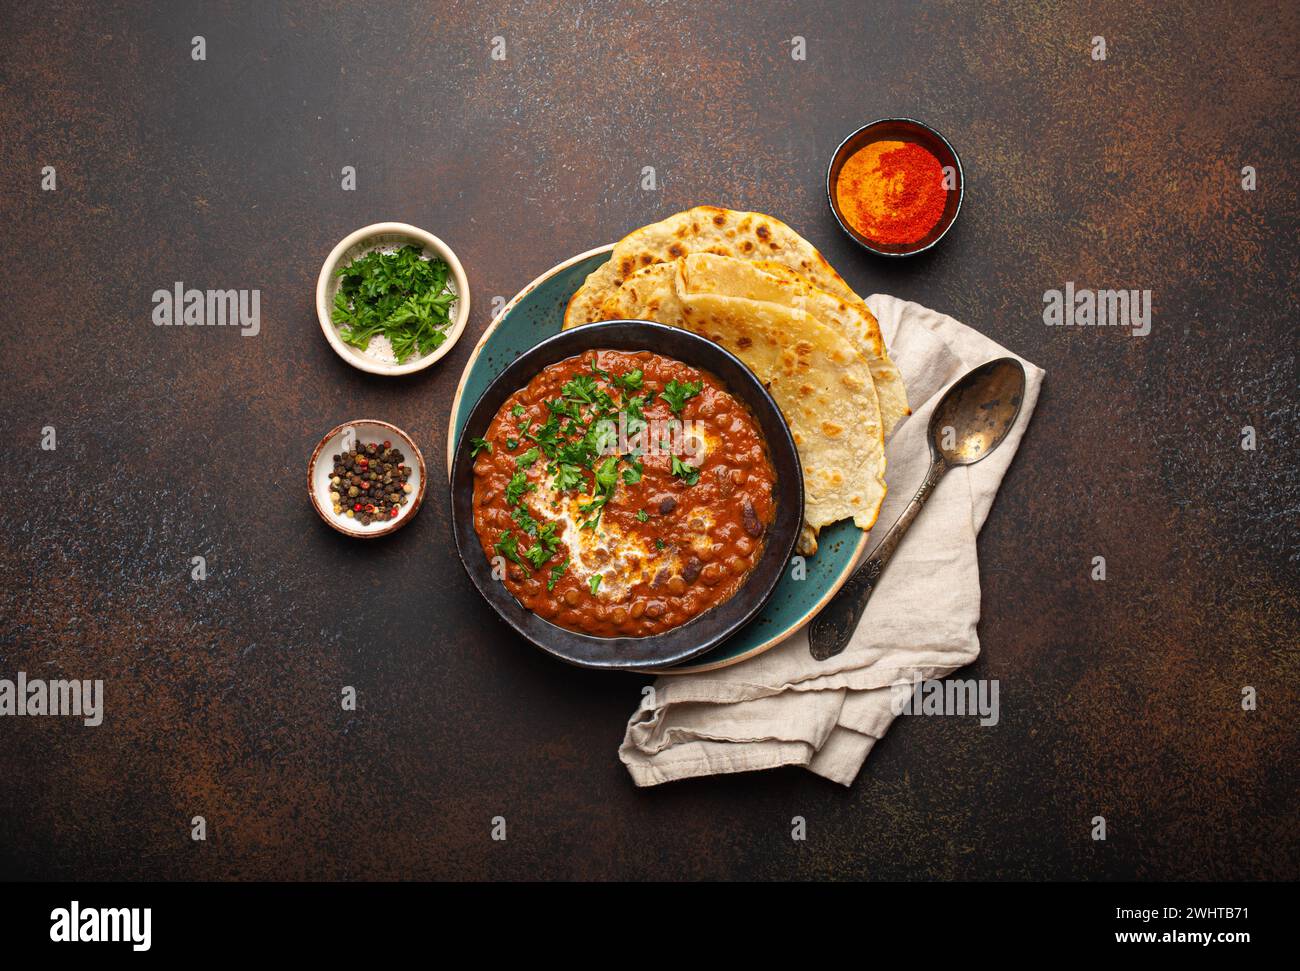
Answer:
929, 357, 1027, 466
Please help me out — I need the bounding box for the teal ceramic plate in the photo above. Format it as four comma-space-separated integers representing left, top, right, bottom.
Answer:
446, 245, 869, 674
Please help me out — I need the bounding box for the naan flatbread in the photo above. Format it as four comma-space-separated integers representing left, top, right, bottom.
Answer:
564, 206, 909, 437
600, 255, 887, 552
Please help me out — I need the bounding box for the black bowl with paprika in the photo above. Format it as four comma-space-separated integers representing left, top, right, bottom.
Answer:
827, 117, 964, 257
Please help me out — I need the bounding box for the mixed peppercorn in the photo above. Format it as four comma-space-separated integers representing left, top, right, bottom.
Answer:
329, 440, 414, 525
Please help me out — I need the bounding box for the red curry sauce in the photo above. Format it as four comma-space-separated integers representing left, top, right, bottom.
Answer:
471, 350, 777, 638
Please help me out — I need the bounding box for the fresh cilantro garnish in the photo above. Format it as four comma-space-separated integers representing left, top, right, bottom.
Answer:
511, 506, 538, 535
521, 522, 560, 569
637, 509, 649, 522
547, 397, 582, 420
614, 369, 643, 393
547, 557, 569, 591
621, 398, 648, 439
561, 374, 600, 404
589, 574, 602, 595
469, 437, 492, 457
662, 379, 702, 414
588, 357, 610, 379
535, 520, 559, 547
505, 471, 535, 506
511, 404, 525, 418
622, 458, 643, 485
506, 437, 518, 450
593, 456, 619, 491
591, 419, 618, 456
655, 538, 665, 550
527, 414, 562, 458
578, 456, 619, 530
671, 456, 700, 486
556, 431, 597, 469
516, 447, 540, 468
494, 530, 524, 567
331, 244, 456, 364
552, 463, 584, 492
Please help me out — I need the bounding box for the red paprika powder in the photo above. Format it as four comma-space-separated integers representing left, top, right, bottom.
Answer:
835, 140, 947, 245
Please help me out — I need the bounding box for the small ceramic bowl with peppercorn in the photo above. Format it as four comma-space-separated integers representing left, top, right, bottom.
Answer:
316, 222, 471, 376
308, 420, 427, 538
827, 118, 964, 257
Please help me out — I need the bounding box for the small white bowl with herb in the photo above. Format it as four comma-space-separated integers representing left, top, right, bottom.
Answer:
316, 222, 470, 375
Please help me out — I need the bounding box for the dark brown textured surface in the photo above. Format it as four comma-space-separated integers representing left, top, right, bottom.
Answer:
0, 1, 1295, 881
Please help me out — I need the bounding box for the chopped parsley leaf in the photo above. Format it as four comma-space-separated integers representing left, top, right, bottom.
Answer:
662, 379, 702, 414
671, 456, 700, 486
469, 437, 492, 457
593, 456, 619, 491
561, 374, 600, 404
547, 557, 569, 591
528, 414, 563, 458
494, 530, 524, 567
614, 368, 643, 392
511, 506, 538, 535
505, 471, 535, 506
548, 397, 582, 420
331, 244, 455, 364
552, 463, 584, 492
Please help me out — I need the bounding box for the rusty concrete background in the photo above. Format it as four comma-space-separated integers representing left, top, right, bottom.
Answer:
0, 0, 1295, 881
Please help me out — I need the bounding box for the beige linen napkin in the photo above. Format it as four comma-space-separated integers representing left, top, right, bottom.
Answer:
619, 294, 1045, 786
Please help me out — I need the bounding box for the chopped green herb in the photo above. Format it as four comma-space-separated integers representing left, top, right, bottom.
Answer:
671, 456, 700, 486
622, 458, 643, 485
511, 506, 538, 535
511, 404, 525, 418
655, 538, 665, 550
331, 244, 456, 364
614, 368, 643, 392
593, 456, 619, 491
552, 463, 584, 492
494, 530, 525, 567
561, 374, 600, 404
637, 509, 649, 523
505, 471, 535, 506
591, 419, 619, 456
527, 414, 563, 458
505, 437, 519, 450
589, 574, 602, 595
516, 447, 540, 469
547, 397, 582, 420
547, 557, 569, 591
469, 437, 492, 458
662, 379, 702, 414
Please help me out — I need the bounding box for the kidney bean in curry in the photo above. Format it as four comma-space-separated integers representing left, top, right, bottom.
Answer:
471, 350, 777, 638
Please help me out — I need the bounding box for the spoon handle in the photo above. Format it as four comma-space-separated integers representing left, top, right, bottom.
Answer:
808, 458, 949, 661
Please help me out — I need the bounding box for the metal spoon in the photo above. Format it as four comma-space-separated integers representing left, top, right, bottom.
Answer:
808, 357, 1027, 661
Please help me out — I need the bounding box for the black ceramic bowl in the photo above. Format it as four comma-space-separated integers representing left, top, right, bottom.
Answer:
827, 117, 964, 257
449, 320, 804, 671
